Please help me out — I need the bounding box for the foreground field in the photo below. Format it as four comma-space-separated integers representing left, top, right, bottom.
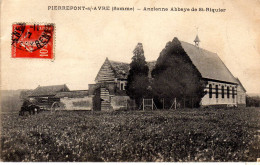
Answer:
1, 108, 259, 162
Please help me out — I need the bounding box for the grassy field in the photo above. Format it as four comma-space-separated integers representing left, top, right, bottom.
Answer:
1, 108, 259, 162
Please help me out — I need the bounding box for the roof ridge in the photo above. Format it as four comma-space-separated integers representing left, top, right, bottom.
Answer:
109, 59, 156, 64
180, 40, 217, 55
109, 60, 129, 64
37, 84, 66, 87
58, 90, 88, 92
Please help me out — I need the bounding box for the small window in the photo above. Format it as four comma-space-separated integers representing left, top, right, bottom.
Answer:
123, 83, 125, 90
216, 85, 218, 98
209, 84, 212, 98
121, 83, 124, 90
232, 87, 235, 98
227, 87, 230, 98
222, 86, 224, 98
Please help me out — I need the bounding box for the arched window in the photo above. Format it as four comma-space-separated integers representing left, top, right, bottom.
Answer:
222, 86, 224, 98
232, 87, 235, 98
209, 84, 212, 98
215, 85, 218, 98
227, 87, 230, 98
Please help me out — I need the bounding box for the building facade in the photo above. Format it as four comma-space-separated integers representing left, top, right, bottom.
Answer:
27, 37, 246, 111
89, 38, 246, 110
88, 59, 136, 111
178, 40, 245, 107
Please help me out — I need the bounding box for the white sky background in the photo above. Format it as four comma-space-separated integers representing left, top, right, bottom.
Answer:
1, 0, 260, 93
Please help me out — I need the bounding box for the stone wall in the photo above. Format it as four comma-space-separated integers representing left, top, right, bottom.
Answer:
237, 84, 246, 105
60, 96, 93, 110
110, 95, 131, 110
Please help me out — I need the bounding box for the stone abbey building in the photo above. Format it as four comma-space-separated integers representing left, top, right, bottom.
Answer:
88, 36, 246, 110
28, 36, 246, 111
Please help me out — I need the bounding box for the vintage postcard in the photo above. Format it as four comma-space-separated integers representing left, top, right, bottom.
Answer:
0, 0, 259, 162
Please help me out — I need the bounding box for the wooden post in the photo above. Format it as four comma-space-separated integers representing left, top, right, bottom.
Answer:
184, 98, 186, 108
162, 98, 164, 110
143, 99, 144, 111
174, 97, 177, 110
126, 98, 128, 110
191, 98, 193, 109
153, 100, 158, 110
169, 99, 174, 110
152, 99, 154, 110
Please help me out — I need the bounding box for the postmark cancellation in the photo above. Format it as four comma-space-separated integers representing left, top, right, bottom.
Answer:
11, 23, 55, 59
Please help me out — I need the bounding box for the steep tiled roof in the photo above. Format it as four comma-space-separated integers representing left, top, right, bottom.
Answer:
95, 58, 116, 82
97, 40, 238, 85
30, 84, 70, 97
180, 41, 238, 84
95, 58, 156, 81
109, 60, 156, 79
109, 60, 130, 79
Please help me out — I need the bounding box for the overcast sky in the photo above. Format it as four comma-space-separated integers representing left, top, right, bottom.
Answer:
1, 0, 260, 93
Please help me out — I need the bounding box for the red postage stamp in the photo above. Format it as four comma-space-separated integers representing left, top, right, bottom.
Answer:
11, 23, 54, 59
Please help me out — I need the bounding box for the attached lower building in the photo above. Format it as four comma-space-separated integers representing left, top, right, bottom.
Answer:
28, 84, 93, 110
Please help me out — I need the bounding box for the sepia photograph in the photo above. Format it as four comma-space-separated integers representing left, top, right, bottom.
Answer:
0, 0, 260, 162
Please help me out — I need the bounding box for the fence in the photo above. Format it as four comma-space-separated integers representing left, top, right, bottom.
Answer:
144, 97, 198, 110
141, 99, 158, 110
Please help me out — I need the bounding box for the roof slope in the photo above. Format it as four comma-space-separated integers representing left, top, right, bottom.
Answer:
55, 90, 89, 98
235, 78, 246, 92
30, 84, 70, 97
180, 41, 237, 84
109, 60, 130, 79
109, 60, 156, 79
96, 58, 156, 81
96, 40, 238, 84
